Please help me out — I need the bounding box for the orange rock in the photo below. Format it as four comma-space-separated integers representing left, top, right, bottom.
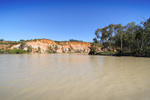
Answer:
9, 39, 103, 53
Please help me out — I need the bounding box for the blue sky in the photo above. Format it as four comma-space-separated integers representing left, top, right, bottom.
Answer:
0, 0, 150, 42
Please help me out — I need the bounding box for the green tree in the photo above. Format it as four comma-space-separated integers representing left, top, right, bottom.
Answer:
114, 24, 125, 51
95, 27, 109, 50
124, 22, 137, 51
89, 38, 99, 55
27, 46, 32, 53
19, 42, 26, 50
69, 46, 73, 52
20, 39, 25, 42
38, 47, 41, 53
93, 17, 150, 56
135, 18, 150, 54
108, 24, 115, 51
0, 39, 4, 41
69, 39, 83, 42
54, 45, 58, 52
48, 46, 54, 53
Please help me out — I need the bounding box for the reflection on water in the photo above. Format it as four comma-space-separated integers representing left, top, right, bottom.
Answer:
0, 54, 150, 100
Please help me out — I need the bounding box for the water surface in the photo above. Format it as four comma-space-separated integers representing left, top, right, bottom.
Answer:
0, 54, 150, 100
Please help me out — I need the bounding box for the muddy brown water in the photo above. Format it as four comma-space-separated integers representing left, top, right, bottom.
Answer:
0, 54, 150, 100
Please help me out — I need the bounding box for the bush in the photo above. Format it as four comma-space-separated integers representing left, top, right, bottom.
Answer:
96, 51, 118, 55
5, 49, 28, 54
89, 49, 96, 55
88, 42, 99, 55
0, 39, 4, 41
69, 39, 83, 42
75, 49, 81, 53
38, 47, 41, 53
19, 42, 26, 50
0, 49, 3, 53
27, 46, 32, 53
145, 47, 150, 57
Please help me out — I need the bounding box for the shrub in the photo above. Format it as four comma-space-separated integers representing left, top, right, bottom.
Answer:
0, 39, 4, 41
38, 47, 41, 53
19, 42, 26, 50
75, 49, 81, 53
0, 49, 3, 53
27, 46, 32, 53
5, 49, 28, 54
145, 47, 150, 57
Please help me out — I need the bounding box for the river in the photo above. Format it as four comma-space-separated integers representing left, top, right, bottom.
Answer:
0, 54, 150, 100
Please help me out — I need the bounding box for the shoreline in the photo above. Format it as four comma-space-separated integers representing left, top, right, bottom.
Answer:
95, 53, 150, 58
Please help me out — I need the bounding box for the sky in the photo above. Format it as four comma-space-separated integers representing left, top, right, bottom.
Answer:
0, 0, 150, 42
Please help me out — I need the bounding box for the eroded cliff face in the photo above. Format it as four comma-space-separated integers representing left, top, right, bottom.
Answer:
0, 41, 15, 50
10, 39, 95, 53
58, 41, 91, 53
0, 44, 9, 49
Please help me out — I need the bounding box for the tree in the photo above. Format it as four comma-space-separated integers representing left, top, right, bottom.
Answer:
38, 47, 41, 53
95, 27, 109, 50
134, 18, 150, 54
20, 39, 25, 42
19, 41, 26, 50
108, 24, 115, 51
124, 22, 137, 51
69, 46, 73, 52
0, 39, 4, 41
114, 24, 125, 51
54, 45, 58, 53
47, 45, 54, 53
27, 46, 32, 53
93, 17, 150, 56
89, 38, 99, 55
69, 39, 83, 42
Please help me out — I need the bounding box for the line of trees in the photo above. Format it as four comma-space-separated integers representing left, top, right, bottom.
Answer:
0, 39, 4, 41
69, 39, 83, 42
90, 18, 150, 56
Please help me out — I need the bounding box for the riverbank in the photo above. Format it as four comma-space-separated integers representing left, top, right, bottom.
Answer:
0, 49, 28, 54
95, 51, 150, 57
0, 49, 89, 54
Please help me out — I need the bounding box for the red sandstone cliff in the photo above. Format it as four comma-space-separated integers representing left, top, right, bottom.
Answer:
9, 39, 95, 53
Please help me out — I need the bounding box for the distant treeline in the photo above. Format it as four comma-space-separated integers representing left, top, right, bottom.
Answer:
54, 39, 83, 42
54, 39, 84, 45
0, 38, 84, 44
89, 18, 150, 57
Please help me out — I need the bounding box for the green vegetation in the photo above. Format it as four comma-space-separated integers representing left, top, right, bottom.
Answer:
68, 46, 73, 52
0, 49, 4, 53
54, 39, 84, 45
38, 47, 41, 53
47, 45, 55, 53
47, 45, 59, 53
89, 38, 100, 55
3, 49, 28, 54
96, 51, 118, 55
54, 45, 58, 52
75, 49, 82, 53
0, 39, 4, 41
0, 41, 20, 47
69, 39, 83, 42
19, 41, 26, 50
89, 18, 150, 57
27, 46, 33, 53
